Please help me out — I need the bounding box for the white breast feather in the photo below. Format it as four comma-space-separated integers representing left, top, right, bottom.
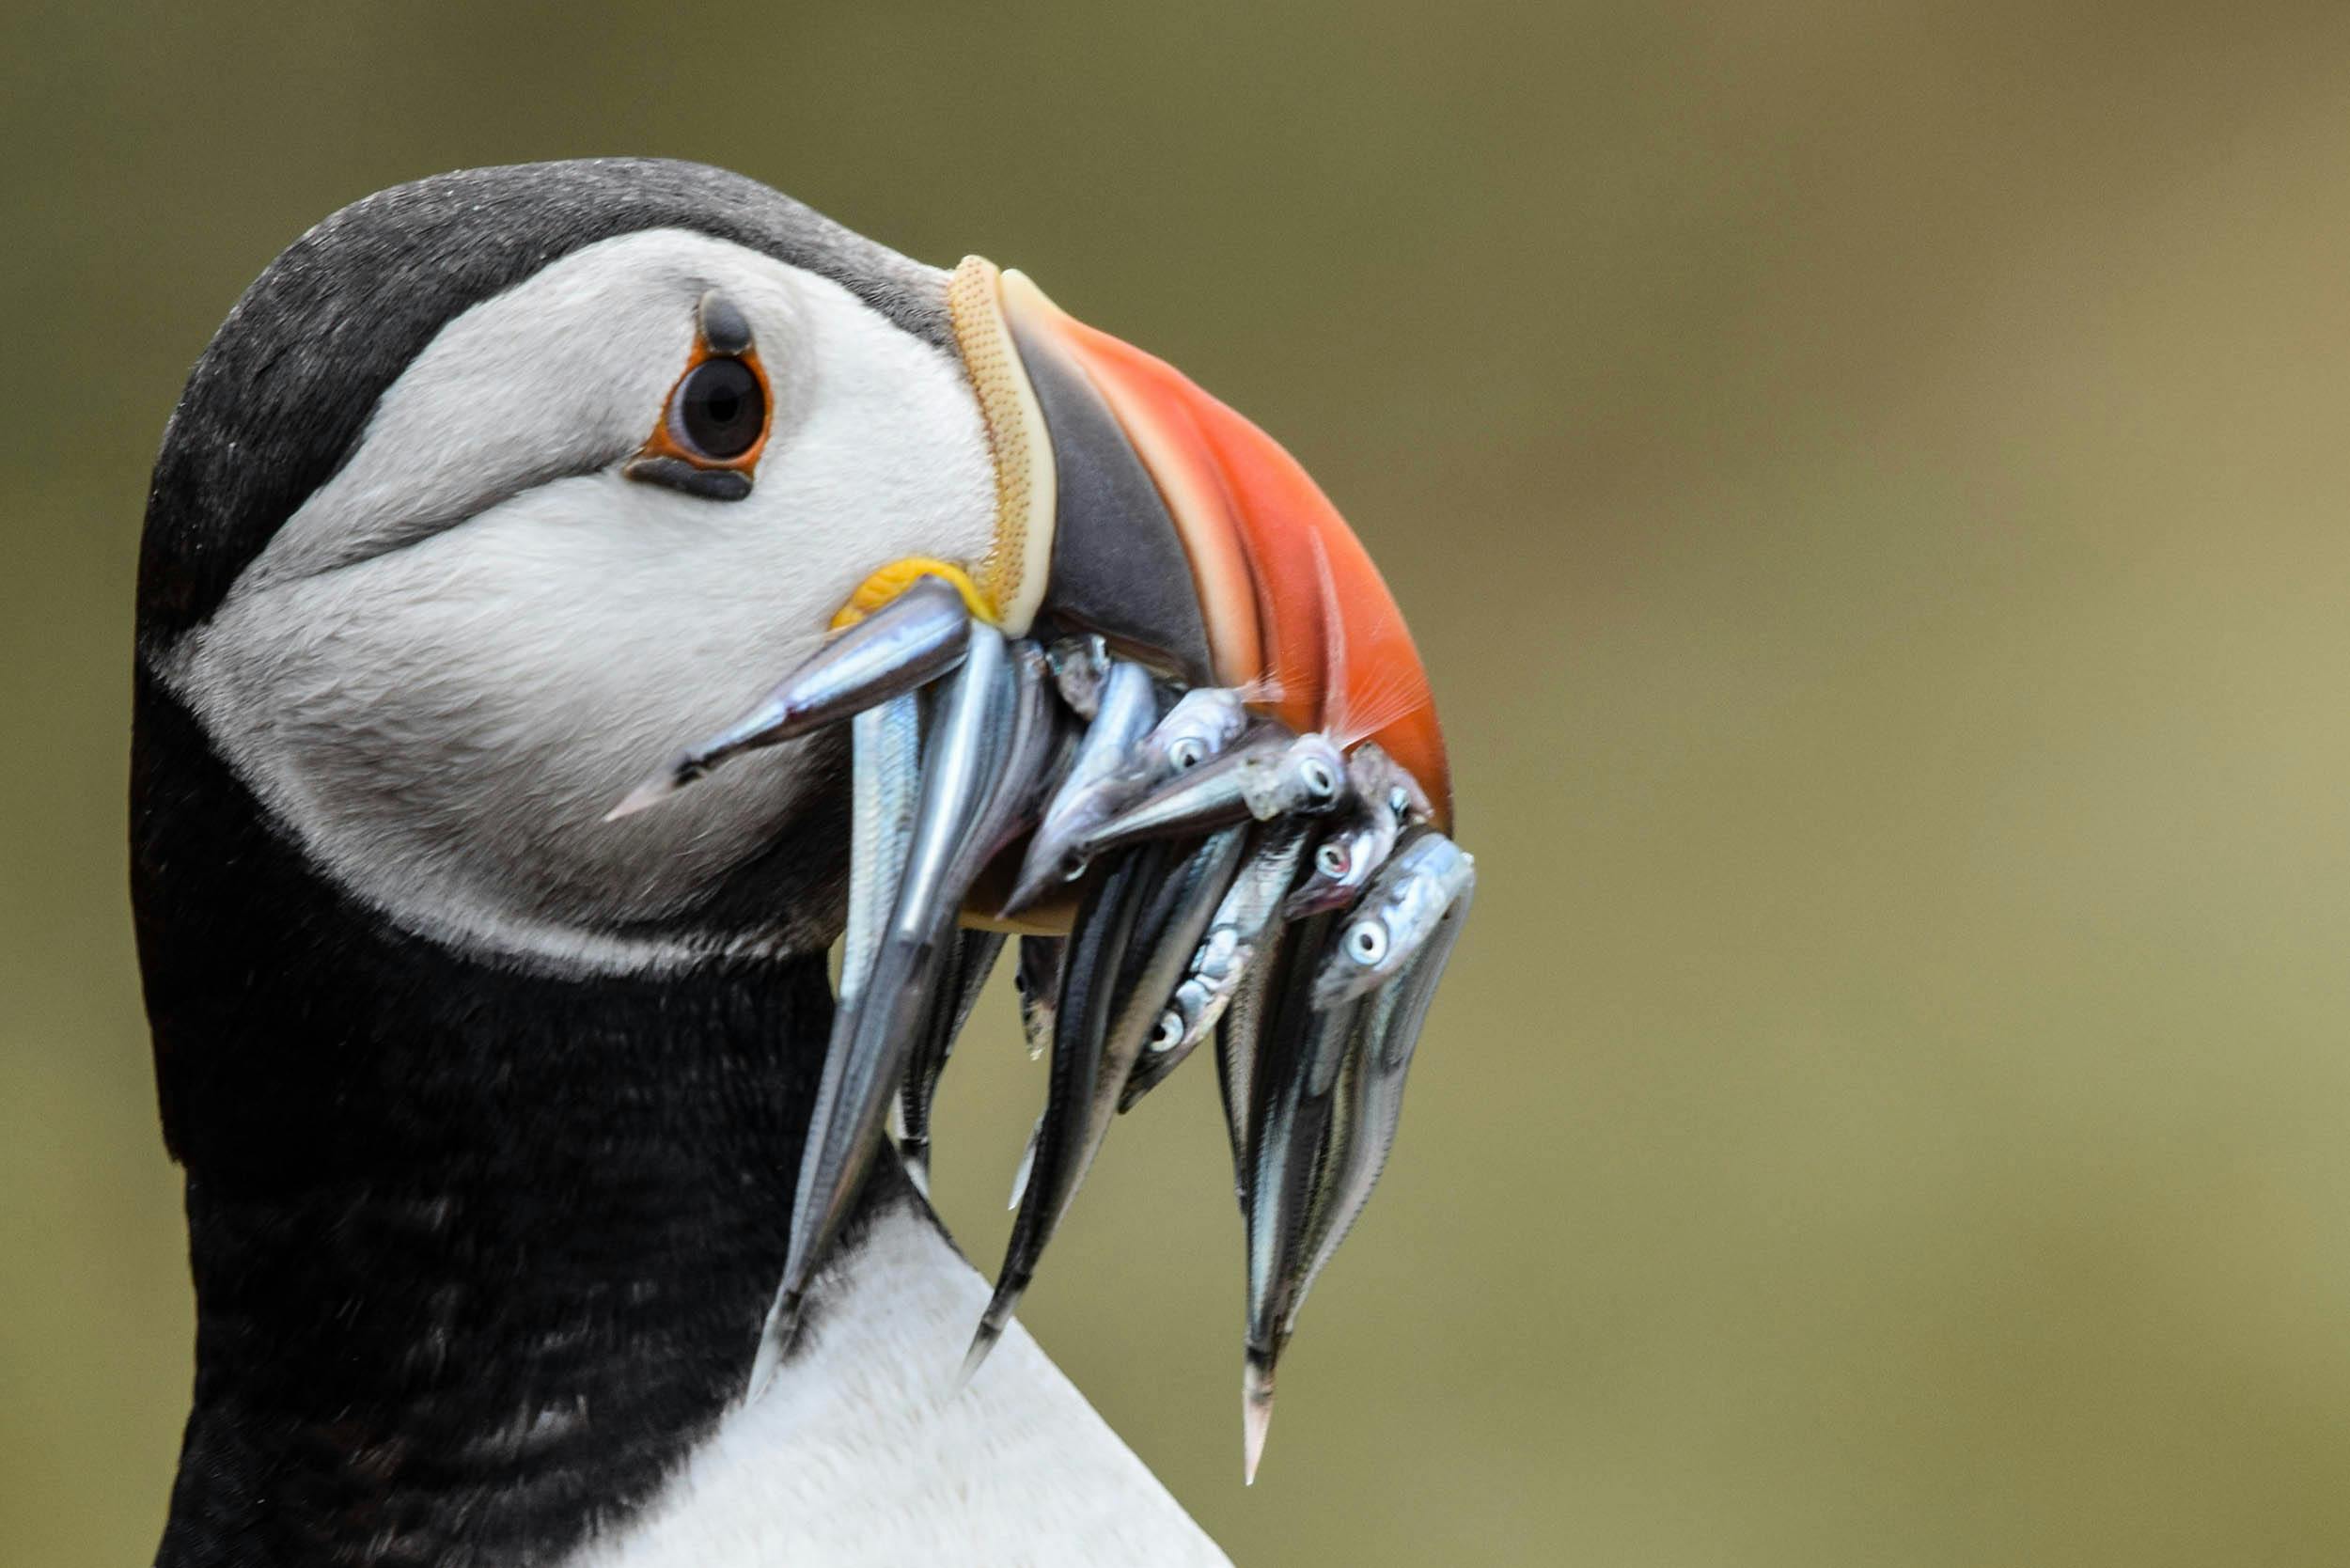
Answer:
568, 1204, 1232, 1568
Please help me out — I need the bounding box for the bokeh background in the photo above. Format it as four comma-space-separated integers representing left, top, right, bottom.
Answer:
8, 2, 2350, 1563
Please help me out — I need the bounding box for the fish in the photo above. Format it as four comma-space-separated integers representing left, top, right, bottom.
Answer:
1280, 744, 1430, 917
608, 573, 971, 818
898, 927, 1007, 1194
964, 825, 1246, 1382
1214, 912, 1291, 1209
1120, 819, 1314, 1112
1236, 913, 1361, 1483
1046, 633, 1109, 721
1073, 825, 1248, 1145
1076, 726, 1350, 862
1238, 880, 1470, 1472
838, 694, 923, 1011
897, 642, 1063, 1193
1283, 876, 1471, 1338
775, 622, 1014, 1339
1236, 731, 1352, 823
1133, 685, 1259, 778
963, 846, 1157, 1382
1310, 829, 1476, 1010
1001, 660, 1160, 914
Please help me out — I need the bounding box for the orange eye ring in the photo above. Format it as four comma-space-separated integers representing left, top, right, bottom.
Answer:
624, 291, 774, 501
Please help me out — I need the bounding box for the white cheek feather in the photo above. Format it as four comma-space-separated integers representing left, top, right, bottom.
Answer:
566, 1201, 1232, 1568
162, 229, 996, 974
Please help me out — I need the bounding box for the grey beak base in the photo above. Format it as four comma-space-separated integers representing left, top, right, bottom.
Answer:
1010, 314, 1214, 683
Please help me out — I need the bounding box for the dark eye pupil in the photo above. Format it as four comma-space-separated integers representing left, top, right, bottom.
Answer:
675, 357, 764, 460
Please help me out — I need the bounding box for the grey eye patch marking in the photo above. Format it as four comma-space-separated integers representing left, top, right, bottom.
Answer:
698, 290, 753, 354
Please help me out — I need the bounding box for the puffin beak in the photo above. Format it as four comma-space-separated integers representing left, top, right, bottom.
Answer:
620, 253, 1451, 836
650, 258, 1465, 1441
945, 257, 1452, 831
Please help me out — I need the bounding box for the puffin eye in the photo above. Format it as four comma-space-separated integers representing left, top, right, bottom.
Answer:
670, 357, 765, 461
625, 294, 773, 501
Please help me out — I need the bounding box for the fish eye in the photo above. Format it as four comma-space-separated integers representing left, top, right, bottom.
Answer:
1300, 759, 1339, 797
670, 356, 766, 460
1150, 1010, 1183, 1051
1387, 786, 1412, 820
1316, 841, 1351, 877
1168, 736, 1206, 771
1346, 920, 1388, 965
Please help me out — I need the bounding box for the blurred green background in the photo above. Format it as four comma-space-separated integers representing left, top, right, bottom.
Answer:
8, 1, 2350, 1563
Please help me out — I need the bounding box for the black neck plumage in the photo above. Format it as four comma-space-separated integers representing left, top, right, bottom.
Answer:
133, 673, 850, 1568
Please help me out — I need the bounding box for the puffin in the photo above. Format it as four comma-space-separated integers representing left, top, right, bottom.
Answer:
133, 157, 1452, 1567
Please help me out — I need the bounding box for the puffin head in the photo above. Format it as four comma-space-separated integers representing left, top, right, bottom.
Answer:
140, 157, 1446, 977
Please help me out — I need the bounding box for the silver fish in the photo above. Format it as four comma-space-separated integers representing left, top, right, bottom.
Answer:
838, 694, 923, 1011
1214, 913, 1291, 1208
1120, 820, 1313, 1112
962, 847, 1156, 1382
1238, 886, 1470, 1470
776, 622, 1013, 1338
608, 574, 971, 818
1001, 661, 1160, 914
1076, 724, 1351, 860
897, 646, 1059, 1193
955, 642, 1071, 885
1239, 920, 1364, 1483
1281, 745, 1429, 917
1046, 634, 1109, 720
1283, 876, 1470, 1337
1310, 830, 1476, 1010
1134, 685, 1257, 779
898, 927, 1007, 1195
1236, 731, 1351, 823
964, 826, 1246, 1382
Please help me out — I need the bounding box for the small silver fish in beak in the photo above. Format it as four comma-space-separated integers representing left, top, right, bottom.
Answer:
1214, 913, 1292, 1209
898, 928, 1006, 1195
1135, 685, 1259, 777
1239, 878, 1470, 1479
1238, 731, 1352, 823
1282, 744, 1431, 917
1073, 725, 1350, 860
606, 573, 973, 819
900, 646, 1062, 1192
1311, 829, 1477, 1010
1239, 921, 1364, 1484
1285, 874, 1470, 1335
838, 694, 924, 1022
1000, 660, 1160, 915
1119, 819, 1314, 1112
1045, 634, 1110, 720
962, 846, 1157, 1384
1011, 684, 1266, 907
776, 622, 1014, 1336
964, 826, 1247, 1383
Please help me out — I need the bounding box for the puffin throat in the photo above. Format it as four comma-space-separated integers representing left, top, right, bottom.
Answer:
133, 673, 868, 1568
